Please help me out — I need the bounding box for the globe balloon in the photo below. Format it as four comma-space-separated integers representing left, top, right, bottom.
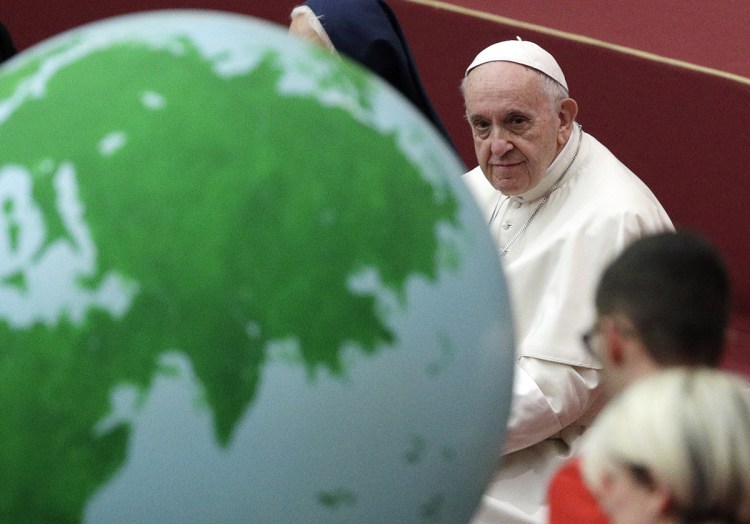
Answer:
0, 11, 515, 523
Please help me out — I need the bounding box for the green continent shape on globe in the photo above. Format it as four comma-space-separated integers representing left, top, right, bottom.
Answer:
0, 32, 459, 522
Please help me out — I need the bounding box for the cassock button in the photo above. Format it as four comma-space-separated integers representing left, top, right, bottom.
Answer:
502, 222, 511, 230
512, 200, 522, 209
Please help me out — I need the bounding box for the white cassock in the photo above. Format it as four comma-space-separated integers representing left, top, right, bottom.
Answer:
465, 125, 674, 523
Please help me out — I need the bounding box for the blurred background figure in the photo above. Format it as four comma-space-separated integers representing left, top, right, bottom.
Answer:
588, 230, 731, 396
1, 21, 17, 62
580, 368, 750, 524
547, 230, 732, 523
289, 0, 456, 151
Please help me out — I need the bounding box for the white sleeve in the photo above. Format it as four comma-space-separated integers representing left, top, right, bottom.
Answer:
500, 206, 670, 455
502, 356, 601, 455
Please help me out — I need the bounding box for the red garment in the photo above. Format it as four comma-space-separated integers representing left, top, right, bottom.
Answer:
547, 457, 609, 524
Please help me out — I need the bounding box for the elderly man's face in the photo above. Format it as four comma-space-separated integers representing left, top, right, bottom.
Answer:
464, 61, 572, 195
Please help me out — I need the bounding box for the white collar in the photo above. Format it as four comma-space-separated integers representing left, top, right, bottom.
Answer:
514, 124, 583, 203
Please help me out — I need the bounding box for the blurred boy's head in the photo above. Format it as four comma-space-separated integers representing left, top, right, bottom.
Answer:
586, 230, 730, 395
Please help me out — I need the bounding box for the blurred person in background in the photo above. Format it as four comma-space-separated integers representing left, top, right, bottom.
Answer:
289, 0, 455, 150
547, 230, 732, 523
581, 368, 750, 524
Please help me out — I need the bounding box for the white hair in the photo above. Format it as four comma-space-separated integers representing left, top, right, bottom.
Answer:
581, 368, 750, 523
460, 63, 569, 111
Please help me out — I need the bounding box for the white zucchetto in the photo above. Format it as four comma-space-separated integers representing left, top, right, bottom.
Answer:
465, 38, 568, 91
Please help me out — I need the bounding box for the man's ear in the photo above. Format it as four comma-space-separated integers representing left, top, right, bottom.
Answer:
557, 98, 578, 145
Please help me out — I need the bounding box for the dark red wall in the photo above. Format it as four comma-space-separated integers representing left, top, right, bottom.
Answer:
1, 1, 294, 50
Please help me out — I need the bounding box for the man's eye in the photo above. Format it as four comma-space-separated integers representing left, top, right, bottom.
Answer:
473, 120, 490, 132
509, 116, 527, 126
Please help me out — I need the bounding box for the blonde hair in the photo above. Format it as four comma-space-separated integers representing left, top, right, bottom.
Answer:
582, 368, 750, 523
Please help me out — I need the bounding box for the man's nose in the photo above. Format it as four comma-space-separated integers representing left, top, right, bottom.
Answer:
489, 130, 513, 157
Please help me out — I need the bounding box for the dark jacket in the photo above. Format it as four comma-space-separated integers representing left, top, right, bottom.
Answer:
1, 22, 17, 63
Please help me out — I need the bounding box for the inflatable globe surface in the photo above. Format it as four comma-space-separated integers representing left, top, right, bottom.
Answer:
0, 11, 514, 523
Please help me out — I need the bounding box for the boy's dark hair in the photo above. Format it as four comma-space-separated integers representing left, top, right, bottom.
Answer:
595, 230, 730, 366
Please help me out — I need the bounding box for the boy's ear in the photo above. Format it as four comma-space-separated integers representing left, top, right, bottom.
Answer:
601, 317, 625, 365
